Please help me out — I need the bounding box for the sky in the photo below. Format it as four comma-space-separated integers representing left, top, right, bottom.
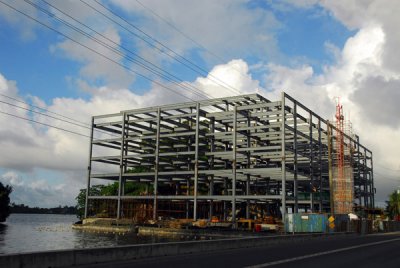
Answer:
0, 0, 399, 208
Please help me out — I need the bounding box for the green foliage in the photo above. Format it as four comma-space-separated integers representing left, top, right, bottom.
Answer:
127, 166, 150, 173
100, 183, 119, 196
125, 181, 153, 195
76, 184, 104, 220
10, 204, 76, 215
386, 190, 400, 220
0, 182, 12, 222
76, 181, 152, 219
199, 155, 209, 162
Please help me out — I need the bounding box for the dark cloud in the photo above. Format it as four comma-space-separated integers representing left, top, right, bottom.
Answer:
0, 130, 38, 147
351, 76, 400, 127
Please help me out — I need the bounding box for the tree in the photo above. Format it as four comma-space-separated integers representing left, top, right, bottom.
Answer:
386, 190, 400, 220
76, 181, 152, 219
76, 164, 157, 219
0, 182, 12, 222
76, 185, 104, 220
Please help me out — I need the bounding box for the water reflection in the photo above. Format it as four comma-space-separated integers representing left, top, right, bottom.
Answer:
0, 224, 7, 252
0, 214, 213, 254
0, 223, 7, 234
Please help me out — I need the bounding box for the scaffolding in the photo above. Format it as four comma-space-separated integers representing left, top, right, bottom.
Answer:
84, 92, 375, 225
332, 101, 355, 214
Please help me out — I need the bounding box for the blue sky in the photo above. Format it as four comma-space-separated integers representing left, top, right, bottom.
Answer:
0, 1, 351, 100
0, 0, 399, 208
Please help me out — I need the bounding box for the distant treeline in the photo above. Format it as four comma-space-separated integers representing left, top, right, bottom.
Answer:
10, 203, 77, 215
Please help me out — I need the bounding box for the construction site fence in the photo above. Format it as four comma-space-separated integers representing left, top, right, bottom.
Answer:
285, 213, 400, 234
341, 219, 400, 234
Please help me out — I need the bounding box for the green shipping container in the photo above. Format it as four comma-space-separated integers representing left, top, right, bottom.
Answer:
285, 213, 328, 233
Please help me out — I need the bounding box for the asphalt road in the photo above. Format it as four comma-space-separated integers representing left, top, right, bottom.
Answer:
77, 232, 400, 268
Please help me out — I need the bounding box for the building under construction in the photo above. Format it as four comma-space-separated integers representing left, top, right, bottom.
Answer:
84, 92, 374, 225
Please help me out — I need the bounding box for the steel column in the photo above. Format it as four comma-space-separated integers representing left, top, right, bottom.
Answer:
359, 144, 362, 208
327, 121, 334, 214
87, 93, 374, 222
370, 152, 375, 208
246, 112, 251, 219
318, 119, 323, 212
117, 113, 126, 219
193, 103, 200, 220
309, 112, 314, 212
153, 108, 161, 220
232, 105, 237, 227
84, 116, 94, 219
293, 103, 298, 213
363, 148, 368, 208
281, 92, 286, 220
209, 117, 215, 219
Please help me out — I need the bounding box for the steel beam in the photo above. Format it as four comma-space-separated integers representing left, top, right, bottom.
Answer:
193, 103, 200, 220
153, 108, 161, 220
117, 113, 126, 219
86, 92, 373, 223
84, 116, 94, 219
281, 92, 287, 220
231, 105, 238, 227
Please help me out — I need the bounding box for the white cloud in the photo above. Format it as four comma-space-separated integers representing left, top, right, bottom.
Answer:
110, 0, 282, 65
194, 59, 260, 98
263, 63, 335, 119
2, 0, 399, 207
48, 0, 101, 23
0, 59, 260, 206
321, 0, 400, 74
320, 0, 378, 30
1, 171, 24, 187
0, 171, 81, 207
260, 0, 400, 204
0, 71, 19, 96
271, 0, 320, 10
51, 26, 135, 89
0, 0, 39, 40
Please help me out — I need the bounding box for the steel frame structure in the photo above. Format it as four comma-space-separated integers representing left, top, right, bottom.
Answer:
84, 92, 374, 224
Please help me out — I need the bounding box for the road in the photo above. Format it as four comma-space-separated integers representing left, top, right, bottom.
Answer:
77, 232, 400, 268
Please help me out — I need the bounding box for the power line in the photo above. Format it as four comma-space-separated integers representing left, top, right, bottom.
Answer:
13, 0, 241, 104
0, 110, 90, 138
3, 0, 206, 138
0, 0, 196, 103
0, 93, 89, 127
135, 0, 223, 62
34, 0, 212, 101
0, 98, 119, 138
84, 0, 242, 96
0, 93, 118, 138
1, 1, 208, 140
23, 0, 201, 101
0, 99, 88, 129
82, 0, 220, 94
0, 0, 239, 140
134, 0, 247, 78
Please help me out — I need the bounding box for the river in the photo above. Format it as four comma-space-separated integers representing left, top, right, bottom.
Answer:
0, 214, 204, 254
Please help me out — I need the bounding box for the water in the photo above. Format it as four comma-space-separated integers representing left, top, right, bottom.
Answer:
0, 214, 207, 254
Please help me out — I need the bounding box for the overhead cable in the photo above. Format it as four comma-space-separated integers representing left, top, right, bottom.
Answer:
0, 110, 90, 138
35, 0, 212, 100
84, 0, 242, 96
135, 0, 248, 78
0, 0, 196, 102
0, 93, 118, 138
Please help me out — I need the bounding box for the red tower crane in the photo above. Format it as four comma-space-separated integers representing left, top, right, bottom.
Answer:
335, 99, 345, 182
